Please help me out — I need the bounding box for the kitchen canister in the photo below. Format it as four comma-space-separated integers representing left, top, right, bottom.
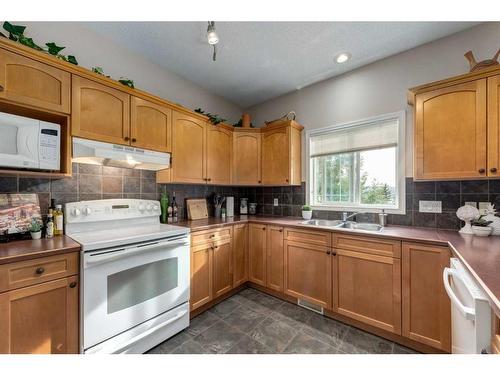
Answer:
249, 203, 257, 215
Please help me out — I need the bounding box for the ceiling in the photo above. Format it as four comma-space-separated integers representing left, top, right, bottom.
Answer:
83, 22, 479, 108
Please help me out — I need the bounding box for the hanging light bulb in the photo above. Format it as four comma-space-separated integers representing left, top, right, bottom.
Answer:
207, 21, 219, 45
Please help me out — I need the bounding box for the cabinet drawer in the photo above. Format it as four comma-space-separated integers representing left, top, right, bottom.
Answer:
191, 227, 232, 246
333, 234, 401, 258
284, 227, 331, 247
0, 253, 79, 293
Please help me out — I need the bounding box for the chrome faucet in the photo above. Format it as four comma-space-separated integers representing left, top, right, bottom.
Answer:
342, 211, 358, 222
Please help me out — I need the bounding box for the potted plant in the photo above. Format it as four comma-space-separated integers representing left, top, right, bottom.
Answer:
302, 205, 313, 220
29, 218, 42, 240
470, 215, 493, 237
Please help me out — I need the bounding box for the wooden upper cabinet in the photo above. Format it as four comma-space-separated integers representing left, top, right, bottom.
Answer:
72, 75, 130, 145
335, 249, 401, 334
261, 120, 303, 186
206, 125, 232, 185
402, 242, 451, 352
248, 224, 267, 286
190, 242, 213, 311
233, 130, 262, 185
0, 276, 78, 354
233, 224, 248, 287
0, 49, 70, 113
414, 79, 487, 180
130, 97, 172, 152
266, 226, 284, 292
488, 75, 500, 177
168, 111, 206, 184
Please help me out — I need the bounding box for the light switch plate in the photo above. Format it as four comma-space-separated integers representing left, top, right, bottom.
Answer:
273, 198, 279, 206
419, 200, 442, 213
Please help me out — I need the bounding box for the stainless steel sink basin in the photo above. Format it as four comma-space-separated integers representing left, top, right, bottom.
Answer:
300, 219, 383, 232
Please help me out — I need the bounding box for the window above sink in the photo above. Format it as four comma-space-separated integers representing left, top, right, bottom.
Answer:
306, 111, 406, 214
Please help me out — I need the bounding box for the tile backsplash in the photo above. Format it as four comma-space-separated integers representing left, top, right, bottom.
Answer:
1, 164, 499, 230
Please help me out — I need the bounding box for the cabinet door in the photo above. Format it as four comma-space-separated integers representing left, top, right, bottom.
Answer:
0, 276, 78, 354
72, 75, 130, 145
248, 224, 267, 286
233, 131, 262, 185
130, 96, 172, 152
488, 75, 500, 177
266, 226, 284, 292
233, 224, 248, 287
206, 125, 232, 185
335, 249, 401, 334
284, 240, 332, 309
190, 242, 213, 311
171, 111, 206, 184
261, 127, 290, 185
212, 239, 233, 298
414, 79, 487, 180
402, 242, 451, 352
0, 49, 71, 113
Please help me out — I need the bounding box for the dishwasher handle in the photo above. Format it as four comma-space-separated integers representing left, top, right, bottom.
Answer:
443, 267, 476, 321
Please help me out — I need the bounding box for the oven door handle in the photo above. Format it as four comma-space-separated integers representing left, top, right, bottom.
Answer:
85, 238, 189, 266
115, 308, 189, 354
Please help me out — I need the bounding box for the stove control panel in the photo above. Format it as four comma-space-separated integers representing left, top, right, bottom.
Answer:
65, 199, 161, 223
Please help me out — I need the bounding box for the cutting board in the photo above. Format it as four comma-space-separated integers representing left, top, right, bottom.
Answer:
186, 199, 208, 220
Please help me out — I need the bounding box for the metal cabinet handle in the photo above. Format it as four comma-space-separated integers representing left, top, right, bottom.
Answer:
69, 281, 77, 288
35, 267, 45, 275
479, 168, 486, 173
491, 167, 497, 173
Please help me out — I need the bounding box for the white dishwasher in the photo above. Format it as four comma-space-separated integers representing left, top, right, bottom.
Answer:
443, 258, 491, 354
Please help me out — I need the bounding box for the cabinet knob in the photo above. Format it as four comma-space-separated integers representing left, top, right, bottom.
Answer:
479, 168, 486, 173
285, 179, 289, 182
35, 267, 45, 275
207, 178, 211, 182
258, 180, 262, 184
262, 227, 266, 230
124, 136, 130, 141
69, 281, 77, 288
491, 167, 497, 173
279, 228, 283, 232
0, 85, 4, 92
326, 250, 331, 255
131, 138, 137, 143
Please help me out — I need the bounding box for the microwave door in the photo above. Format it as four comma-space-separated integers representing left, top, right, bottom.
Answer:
0, 113, 39, 169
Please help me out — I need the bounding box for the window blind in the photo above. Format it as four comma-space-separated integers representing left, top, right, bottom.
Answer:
309, 118, 398, 158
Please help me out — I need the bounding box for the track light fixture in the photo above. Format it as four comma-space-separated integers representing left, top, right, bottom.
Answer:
207, 21, 218, 61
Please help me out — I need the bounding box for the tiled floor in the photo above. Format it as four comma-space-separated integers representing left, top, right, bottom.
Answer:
147, 288, 419, 354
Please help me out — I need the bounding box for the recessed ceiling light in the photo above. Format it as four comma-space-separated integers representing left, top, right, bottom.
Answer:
335, 52, 351, 64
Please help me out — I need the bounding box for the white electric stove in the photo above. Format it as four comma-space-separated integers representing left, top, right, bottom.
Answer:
65, 199, 190, 354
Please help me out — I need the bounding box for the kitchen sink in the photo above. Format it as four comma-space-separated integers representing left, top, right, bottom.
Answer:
300, 219, 383, 232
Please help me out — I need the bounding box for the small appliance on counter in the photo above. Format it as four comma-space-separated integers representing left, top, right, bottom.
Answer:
226, 197, 234, 217
240, 198, 248, 214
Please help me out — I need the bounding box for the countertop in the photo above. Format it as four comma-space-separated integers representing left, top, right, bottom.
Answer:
177, 215, 500, 315
0, 236, 81, 265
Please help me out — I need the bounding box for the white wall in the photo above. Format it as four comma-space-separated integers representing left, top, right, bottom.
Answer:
246, 22, 500, 178
20, 22, 243, 123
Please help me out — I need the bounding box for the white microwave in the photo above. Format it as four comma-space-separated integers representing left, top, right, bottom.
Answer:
0, 112, 61, 171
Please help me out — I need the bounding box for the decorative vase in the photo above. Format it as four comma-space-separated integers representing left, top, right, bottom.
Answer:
30, 231, 42, 240
302, 210, 312, 220
471, 226, 492, 237
456, 205, 480, 235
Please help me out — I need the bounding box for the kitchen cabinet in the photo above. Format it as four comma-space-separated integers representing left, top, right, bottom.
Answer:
488, 74, 500, 178
335, 248, 401, 334
206, 124, 232, 185
233, 224, 248, 287
0, 48, 71, 114
266, 226, 284, 292
212, 239, 233, 298
261, 120, 303, 186
190, 241, 213, 311
72, 75, 131, 145
0, 252, 79, 354
402, 242, 451, 352
248, 223, 267, 286
130, 96, 172, 152
232, 129, 262, 185
492, 316, 500, 354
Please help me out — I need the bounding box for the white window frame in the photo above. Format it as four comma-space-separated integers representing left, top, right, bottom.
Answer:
305, 111, 406, 214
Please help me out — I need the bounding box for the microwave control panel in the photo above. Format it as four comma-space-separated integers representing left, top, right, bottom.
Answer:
39, 122, 61, 170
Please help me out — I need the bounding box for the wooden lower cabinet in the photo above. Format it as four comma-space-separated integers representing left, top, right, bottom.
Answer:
233, 224, 248, 287
402, 242, 451, 352
266, 226, 284, 292
0, 275, 78, 354
248, 224, 267, 286
335, 249, 401, 334
212, 239, 233, 298
190, 242, 213, 310
284, 240, 332, 309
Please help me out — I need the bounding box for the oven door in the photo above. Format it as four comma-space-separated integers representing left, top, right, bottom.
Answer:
82, 235, 190, 350
0, 112, 39, 169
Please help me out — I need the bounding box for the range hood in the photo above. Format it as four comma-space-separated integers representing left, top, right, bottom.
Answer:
72, 137, 170, 171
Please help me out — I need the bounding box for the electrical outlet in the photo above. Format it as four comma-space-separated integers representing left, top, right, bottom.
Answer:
419, 200, 442, 213
479, 202, 490, 214
273, 198, 279, 206
465, 201, 477, 208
